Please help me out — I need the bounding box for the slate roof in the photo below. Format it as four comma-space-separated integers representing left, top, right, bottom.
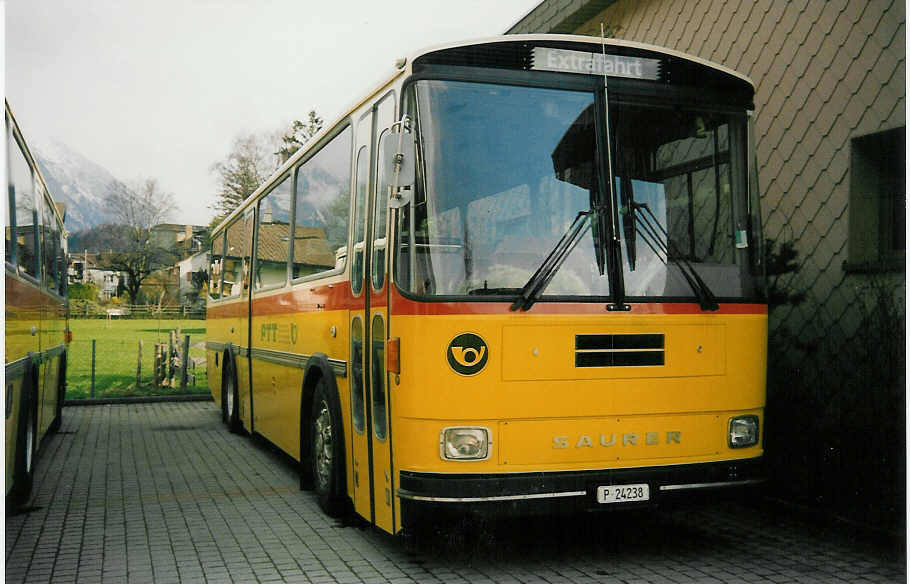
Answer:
223, 222, 334, 268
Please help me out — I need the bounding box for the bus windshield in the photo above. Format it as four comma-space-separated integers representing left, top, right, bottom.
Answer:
610, 104, 759, 299
397, 79, 759, 302
399, 80, 609, 298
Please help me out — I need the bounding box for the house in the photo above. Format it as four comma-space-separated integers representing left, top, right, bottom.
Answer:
68, 251, 124, 301
150, 223, 208, 259
176, 249, 211, 305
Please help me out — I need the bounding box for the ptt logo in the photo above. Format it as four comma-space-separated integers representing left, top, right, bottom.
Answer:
447, 333, 488, 376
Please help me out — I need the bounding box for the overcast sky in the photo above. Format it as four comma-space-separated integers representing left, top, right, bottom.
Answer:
6, 0, 540, 226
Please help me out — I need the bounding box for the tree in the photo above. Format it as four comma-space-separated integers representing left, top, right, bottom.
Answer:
68, 224, 134, 254
210, 134, 273, 220
100, 178, 178, 303
210, 110, 323, 223
277, 110, 323, 163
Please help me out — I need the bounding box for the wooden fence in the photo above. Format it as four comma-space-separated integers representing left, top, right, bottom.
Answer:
69, 301, 205, 320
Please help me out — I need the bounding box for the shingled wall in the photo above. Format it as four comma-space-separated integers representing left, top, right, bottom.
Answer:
510, 0, 906, 533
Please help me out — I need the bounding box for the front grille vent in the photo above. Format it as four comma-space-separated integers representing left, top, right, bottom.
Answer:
575, 334, 665, 368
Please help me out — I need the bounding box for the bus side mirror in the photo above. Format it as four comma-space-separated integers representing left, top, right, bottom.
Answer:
379, 117, 415, 209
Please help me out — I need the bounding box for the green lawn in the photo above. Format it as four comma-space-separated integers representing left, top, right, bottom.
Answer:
66, 318, 210, 400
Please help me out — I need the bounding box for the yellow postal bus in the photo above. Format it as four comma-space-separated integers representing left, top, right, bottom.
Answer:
5, 101, 69, 506
206, 35, 766, 534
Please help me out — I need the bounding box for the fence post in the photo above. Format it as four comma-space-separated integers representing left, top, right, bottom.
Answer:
159, 343, 167, 387
180, 335, 190, 390
154, 344, 161, 386
91, 339, 96, 398
136, 340, 143, 387
168, 331, 175, 386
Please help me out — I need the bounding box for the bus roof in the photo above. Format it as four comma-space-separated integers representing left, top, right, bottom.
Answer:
409, 34, 755, 89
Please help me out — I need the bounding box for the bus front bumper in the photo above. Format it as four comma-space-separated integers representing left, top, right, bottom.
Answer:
398, 457, 764, 515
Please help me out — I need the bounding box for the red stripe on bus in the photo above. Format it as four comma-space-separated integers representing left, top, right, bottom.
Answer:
206, 283, 387, 318
206, 281, 767, 318
389, 288, 766, 316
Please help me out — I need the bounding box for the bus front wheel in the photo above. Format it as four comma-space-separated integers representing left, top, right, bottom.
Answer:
311, 380, 345, 517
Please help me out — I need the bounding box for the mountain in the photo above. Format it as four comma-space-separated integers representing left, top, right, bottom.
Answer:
31, 139, 128, 232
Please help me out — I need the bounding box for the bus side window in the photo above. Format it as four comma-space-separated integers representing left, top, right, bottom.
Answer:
5, 121, 16, 265
371, 315, 386, 440
371, 94, 395, 291
372, 129, 389, 292
10, 134, 38, 278
351, 144, 369, 294
255, 175, 291, 290
209, 232, 226, 300
40, 194, 57, 291
224, 220, 249, 298
293, 126, 352, 281
350, 317, 365, 433
56, 222, 66, 296
3, 196, 11, 266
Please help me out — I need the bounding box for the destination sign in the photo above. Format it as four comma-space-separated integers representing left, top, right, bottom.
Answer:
531, 47, 661, 81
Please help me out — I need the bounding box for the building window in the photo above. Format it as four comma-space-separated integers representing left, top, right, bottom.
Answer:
846, 126, 905, 271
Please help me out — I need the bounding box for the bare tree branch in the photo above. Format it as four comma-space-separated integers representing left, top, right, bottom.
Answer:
100, 179, 178, 302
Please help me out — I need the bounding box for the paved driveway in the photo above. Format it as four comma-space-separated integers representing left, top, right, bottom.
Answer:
5, 402, 905, 583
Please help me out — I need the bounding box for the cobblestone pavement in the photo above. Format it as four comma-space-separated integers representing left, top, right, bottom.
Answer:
5, 402, 906, 583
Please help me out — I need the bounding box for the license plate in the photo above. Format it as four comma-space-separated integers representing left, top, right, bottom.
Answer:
597, 483, 650, 504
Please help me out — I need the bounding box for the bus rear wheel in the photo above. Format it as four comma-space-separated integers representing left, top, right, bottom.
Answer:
222, 356, 241, 433
311, 380, 345, 517
8, 381, 37, 507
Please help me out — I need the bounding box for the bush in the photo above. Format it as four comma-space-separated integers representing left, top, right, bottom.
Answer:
69, 299, 105, 318
68, 282, 99, 301
766, 276, 905, 533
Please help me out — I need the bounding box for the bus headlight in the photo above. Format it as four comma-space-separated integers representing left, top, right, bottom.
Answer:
441, 427, 491, 460
728, 415, 759, 448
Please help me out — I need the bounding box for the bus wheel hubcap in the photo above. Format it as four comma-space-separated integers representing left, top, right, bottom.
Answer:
226, 382, 234, 416
25, 415, 34, 473
314, 403, 333, 489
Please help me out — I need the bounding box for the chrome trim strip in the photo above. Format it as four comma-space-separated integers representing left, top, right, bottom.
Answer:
575, 348, 664, 353
327, 359, 348, 378
5, 344, 65, 379
396, 489, 587, 503
206, 341, 228, 353
250, 347, 308, 369
5, 356, 31, 381
45, 344, 66, 360
659, 478, 765, 492
242, 346, 348, 378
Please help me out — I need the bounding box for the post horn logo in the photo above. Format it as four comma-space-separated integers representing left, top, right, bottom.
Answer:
447, 333, 488, 376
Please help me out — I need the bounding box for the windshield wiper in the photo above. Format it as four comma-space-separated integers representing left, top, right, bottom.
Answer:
631, 201, 719, 311
510, 210, 592, 312
467, 285, 522, 296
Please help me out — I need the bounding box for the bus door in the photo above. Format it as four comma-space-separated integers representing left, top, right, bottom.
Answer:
349, 111, 373, 522
367, 94, 396, 533
249, 174, 293, 451
224, 209, 255, 429
349, 93, 396, 532
38, 195, 57, 432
